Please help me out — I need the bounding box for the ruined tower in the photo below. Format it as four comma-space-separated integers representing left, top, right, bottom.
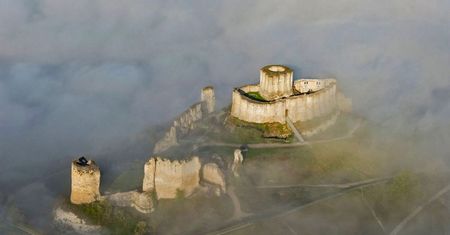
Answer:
201, 86, 215, 114
259, 65, 293, 100
70, 157, 101, 204
143, 156, 201, 199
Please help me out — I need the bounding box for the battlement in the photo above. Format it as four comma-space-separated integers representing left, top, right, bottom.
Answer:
143, 156, 201, 199
231, 65, 338, 125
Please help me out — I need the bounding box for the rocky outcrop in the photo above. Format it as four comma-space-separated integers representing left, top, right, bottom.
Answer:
105, 191, 154, 214
54, 207, 101, 234
232, 149, 244, 177
153, 86, 215, 154
143, 157, 202, 199
71, 159, 101, 205
202, 163, 226, 193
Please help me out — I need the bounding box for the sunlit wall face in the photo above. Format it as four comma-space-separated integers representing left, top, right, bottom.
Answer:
0, 2, 449, 232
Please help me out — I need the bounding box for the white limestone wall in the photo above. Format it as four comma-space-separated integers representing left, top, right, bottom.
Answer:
201, 86, 215, 114
231, 80, 337, 124
173, 102, 203, 135
143, 157, 201, 199
294, 78, 335, 93
240, 84, 260, 93
71, 160, 101, 205
259, 65, 293, 100
231, 89, 286, 123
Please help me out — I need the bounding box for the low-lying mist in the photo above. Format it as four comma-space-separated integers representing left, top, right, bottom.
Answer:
0, 0, 449, 234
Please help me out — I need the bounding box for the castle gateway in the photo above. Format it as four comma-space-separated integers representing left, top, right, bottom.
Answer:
231, 65, 337, 124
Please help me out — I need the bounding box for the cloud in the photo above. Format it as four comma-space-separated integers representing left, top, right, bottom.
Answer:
0, 0, 449, 168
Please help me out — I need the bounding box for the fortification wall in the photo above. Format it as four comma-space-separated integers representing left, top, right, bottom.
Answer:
173, 102, 203, 135
143, 158, 156, 192
153, 102, 203, 154
153, 87, 215, 154
143, 157, 201, 199
231, 80, 337, 124
201, 86, 216, 114
231, 90, 285, 123
240, 84, 260, 93
70, 160, 101, 204
294, 78, 335, 93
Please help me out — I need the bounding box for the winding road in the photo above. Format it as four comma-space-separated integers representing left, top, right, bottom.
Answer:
193, 176, 393, 235
191, 119, 362, 150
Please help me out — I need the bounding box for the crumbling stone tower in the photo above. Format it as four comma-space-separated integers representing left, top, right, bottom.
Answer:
70, 157, 101, 204
201, 86, 215, 114
259, 65, 293, 100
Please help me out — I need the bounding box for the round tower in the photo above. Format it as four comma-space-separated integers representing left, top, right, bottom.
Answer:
70, 157, 101, 204
259, 65, 294, 100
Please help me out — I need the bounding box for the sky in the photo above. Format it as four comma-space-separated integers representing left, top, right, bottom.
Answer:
0, 0, 449, 170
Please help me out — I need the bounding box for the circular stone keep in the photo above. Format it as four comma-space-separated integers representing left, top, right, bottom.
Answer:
267, 65, 286, 72
259, 65, 293, 100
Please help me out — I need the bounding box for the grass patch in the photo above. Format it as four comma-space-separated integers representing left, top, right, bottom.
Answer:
246, 92, 267, 102
67, 200, 149, 235
227, 116, 293, 140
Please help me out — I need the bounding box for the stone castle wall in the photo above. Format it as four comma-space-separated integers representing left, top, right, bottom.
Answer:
153, 86, 215, 154
70, 160, 101, 204
294, 78, 332, 93
201, 86, 216, 114
231, 79, 337, 124
173, 102, 203, 135
259, 65, 294, 100
143, 157, 201, 199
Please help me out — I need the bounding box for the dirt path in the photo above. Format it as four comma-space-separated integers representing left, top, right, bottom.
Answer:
256, 176, 392, 190
226, 186, 251, 220
201, 175, 392, 235
193, 119, 362, 150
389, 183, 450, 235
286, 117, 305, 142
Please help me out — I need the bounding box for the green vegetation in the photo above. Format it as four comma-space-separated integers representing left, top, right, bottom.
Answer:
227, 116, 293, 140
70, 201, 147, 235
246, 92, 267, 102
387, 170, 422, 202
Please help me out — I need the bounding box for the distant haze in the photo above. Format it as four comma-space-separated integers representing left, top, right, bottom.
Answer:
1, 0, 449, 172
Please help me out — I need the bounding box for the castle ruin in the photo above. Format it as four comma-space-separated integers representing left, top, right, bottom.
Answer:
70, 157, 101, 204
143, 157, 202, 199
153, 86, 216, 153
231, 65, 337, 124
